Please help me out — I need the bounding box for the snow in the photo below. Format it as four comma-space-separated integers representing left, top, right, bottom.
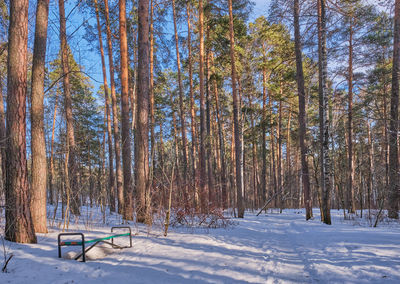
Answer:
1, 207, 400, 283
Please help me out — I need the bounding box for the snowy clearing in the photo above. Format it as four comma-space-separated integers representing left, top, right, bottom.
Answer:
1, 208, 400, 283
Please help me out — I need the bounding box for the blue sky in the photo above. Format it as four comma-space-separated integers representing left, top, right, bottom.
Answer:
251, 0, 271, 21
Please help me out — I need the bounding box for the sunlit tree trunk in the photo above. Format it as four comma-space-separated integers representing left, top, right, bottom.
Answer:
5, 0, 37, 243
206, 34, 215, 206
318, 0, 331, 224
136, 0, 151, 223
388, 0, 400, 219
187, 2, 199, 208
149, 0, 155, 189
228, 0, 244, 218
30, 0, 50, 233
0, 81, 5, 189
286, 107, 292, 207
59, 0, 79, 216
49, 96, 58, 206
119, 0, 133, 220
212, 52, 227, 209
269, 90, 277, 207
198, 0, 208, 212
95, 0, 115, 212
261, 68, 268, 206
172, 0, 189, 201
294, 0, 312, 219
104, 0, 124, 214
277, 96, 283, 210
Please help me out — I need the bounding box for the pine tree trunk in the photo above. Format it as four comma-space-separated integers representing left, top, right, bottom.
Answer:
294, 0, 312, 220
198, 0, 208, 212
94, 0, 115, 212
286, 106, 292, 207
250, 95, 259, 209
49, 96, 58, 206
383, 86, 389, 198
104, 0, 124, 214
170, 93, 181, 194
149, 0, 155, 190
59, 0, 80, 216
30, 0, 49, 233
136, 0, 150, 223
5, 0, 37, 243
187, 3, 199, 208
230, 117, 236, 210
0, 80, 5, 189
119, 0, 134, 220
277, 97, 283, 210
269, 90, 277, 207
261, 69, 268, 206
388, 0, 400, 219
212, 52, 227, 209
172, 0, 189, 201
228, 0, 244, 218
206, 37, 215, 206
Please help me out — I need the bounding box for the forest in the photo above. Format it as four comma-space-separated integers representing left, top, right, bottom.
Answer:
0, 0, 399, 246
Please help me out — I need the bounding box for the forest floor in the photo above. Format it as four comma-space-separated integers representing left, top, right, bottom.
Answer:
0, 206, 400, 283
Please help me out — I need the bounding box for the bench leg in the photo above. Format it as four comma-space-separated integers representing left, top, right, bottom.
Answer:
111, 226, 132, 248
57, 233, 86, 262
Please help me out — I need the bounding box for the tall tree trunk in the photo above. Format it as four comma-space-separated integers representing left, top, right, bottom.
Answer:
250, 95, 259, 209
347, 19, 355, 213
269, 89, 277, 207
0, 55, 5, 195
187, 2, 199, 208
230, 117, 236, 211
198, 0, 208, 212
277, 96, 283, 210
294, 0, 312, 220
170, 93, 181, 196
119, 0, 133, 220
228, 0, 244, 218
206, 34, 215, 206
0, 80, 5, 189
367, 120, 374, 216
94, 0, 115, 213
286, 107, 292, 207
172, 0, 189, 200
30, 0, 50, 233
59, 0, 79, 216
104, 0, 124, 214
149, 0, 155, 190
318, 0, 331, 224
261, 68, 268, 206
129, 41, 137, 133
136, 0, 150, 223
49, 96, 58, 206
388, 0, 400, 219
5, 0, 37, 243
212, 52, 227, 209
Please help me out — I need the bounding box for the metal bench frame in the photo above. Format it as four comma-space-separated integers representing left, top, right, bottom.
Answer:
58, 226, 132, 262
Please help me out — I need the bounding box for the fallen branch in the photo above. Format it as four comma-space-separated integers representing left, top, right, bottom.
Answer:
2, 254, 13, 273
256, 190, 283, 216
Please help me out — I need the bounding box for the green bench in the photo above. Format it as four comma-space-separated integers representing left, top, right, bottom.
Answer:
58, 226, 132, 262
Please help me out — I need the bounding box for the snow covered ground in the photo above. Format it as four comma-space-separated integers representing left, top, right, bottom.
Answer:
1, 207, 400, 283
